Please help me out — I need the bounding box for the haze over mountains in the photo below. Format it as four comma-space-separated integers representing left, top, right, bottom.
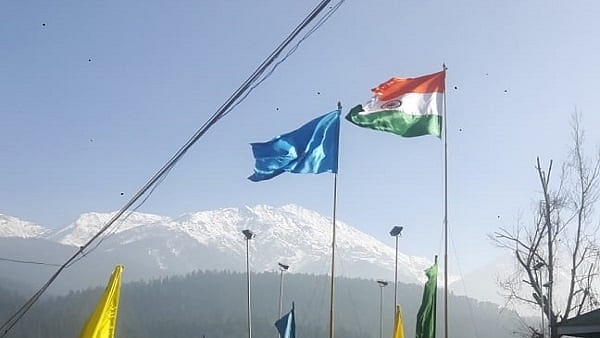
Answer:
0, 204, 448, 295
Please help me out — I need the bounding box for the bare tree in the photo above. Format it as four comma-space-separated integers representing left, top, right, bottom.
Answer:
492, 113, 600, 338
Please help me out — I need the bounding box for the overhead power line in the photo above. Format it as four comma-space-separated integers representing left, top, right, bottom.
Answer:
0, 257, 61, 267
0, 0, 343, 336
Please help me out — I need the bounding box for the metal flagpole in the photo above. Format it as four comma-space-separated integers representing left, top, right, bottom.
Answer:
329, 172, 338, 338
242, 230, 255, 338
329, 102, 342, 338
442, 64, 449, 338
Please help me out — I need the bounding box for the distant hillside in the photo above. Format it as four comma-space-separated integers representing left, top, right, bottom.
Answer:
1, 270, 523, 338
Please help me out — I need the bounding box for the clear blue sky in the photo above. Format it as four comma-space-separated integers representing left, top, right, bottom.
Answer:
2, 0, 600, 274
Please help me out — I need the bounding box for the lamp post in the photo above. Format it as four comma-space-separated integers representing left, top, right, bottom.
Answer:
242, 229, 255, 338
278, 263, 290, 318
389, 226, 404, 312
377, 280, 389, 338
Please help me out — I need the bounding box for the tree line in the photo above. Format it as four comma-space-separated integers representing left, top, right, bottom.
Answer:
0, 269, 521, 338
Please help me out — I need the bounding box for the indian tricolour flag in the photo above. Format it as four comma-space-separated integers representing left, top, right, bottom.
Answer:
345, 70, 445, 138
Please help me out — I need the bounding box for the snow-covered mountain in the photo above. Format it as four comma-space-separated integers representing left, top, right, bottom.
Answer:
1, 205, 434, 293
0, 214, 50, 238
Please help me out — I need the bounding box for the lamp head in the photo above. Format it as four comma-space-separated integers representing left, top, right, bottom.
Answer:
376, 279, 389, 287
242, 229, 255, 240
278, 262, 289, 271
389, 226, 404, 237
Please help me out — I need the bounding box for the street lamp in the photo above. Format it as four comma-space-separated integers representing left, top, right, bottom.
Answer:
377, 280, 389, 338
278, 263, 290, 319
389, 226, 404, 311
242, 229, 255, 338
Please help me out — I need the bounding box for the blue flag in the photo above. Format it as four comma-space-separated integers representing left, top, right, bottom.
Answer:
248, 110, 340, 182
275, 304, 295, 338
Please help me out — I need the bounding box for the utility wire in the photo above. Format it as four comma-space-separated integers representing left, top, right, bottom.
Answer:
65, 0, 345, 270
0, 257, 61, 267
0, 0, 340, 336
222, 0, 345, 119
66, 171, 172, 268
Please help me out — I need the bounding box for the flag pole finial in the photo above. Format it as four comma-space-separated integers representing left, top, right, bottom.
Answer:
337, 101, 342, 110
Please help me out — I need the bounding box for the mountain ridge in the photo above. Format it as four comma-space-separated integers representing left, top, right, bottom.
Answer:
0, 214, 51, 238
1, 204, 437, 294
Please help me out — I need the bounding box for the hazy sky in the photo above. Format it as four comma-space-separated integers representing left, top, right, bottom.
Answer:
2, 0, 600, 277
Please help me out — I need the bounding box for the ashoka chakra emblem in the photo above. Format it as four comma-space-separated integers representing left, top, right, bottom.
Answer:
381, 100, 402, 109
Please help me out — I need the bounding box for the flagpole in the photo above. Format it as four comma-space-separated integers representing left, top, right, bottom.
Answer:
329, 102, 342, 338
329, 172, 337, 338
242, 230, 255, 338
442, 64, 449, 338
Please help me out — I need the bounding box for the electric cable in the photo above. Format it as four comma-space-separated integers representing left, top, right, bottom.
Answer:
0, 257, 61, 267
0, 1, 341, 336
222, 0, 346, 119
66, 171, 172, 268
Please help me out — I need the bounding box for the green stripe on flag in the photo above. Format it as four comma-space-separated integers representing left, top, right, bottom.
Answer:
345, 105, 441, 138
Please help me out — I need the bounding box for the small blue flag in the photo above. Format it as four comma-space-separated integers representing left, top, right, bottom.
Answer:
275, 303, 295, 338
248, 110, 340, 182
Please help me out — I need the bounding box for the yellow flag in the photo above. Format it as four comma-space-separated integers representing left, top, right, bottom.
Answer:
78, 265, 124, 338
392, 305, 405, 338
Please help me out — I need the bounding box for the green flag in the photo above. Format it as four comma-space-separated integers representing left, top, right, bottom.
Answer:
416, 260, 438, 338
